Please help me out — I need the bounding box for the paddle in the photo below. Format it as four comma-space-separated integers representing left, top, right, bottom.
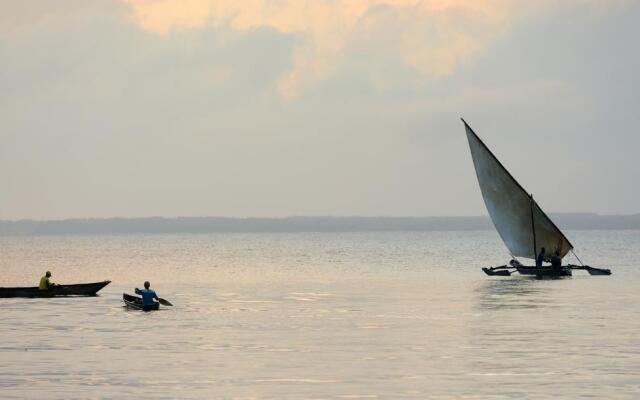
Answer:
158, 298, 173, 306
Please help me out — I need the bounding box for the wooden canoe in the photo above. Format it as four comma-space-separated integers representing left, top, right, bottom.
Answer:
122, 293, 160, 311
0, 280, 111, 298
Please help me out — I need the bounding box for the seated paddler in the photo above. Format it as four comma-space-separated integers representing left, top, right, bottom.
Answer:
536, 247, 546, 267
39, 271, 54, 290
135, 281, 159, 306
550, 250, 562, 271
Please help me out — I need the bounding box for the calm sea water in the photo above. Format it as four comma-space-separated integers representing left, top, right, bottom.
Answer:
1, 230, 639, 399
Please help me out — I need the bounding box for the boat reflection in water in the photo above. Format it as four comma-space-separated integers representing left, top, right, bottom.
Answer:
474, 278, 557, 311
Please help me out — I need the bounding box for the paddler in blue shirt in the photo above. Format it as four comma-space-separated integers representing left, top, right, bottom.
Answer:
39, 271, 54, 290
135, 281, 159, 306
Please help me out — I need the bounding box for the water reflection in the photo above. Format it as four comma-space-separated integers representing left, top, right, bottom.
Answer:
1, 232, 638, 398
475, 277, 557, 310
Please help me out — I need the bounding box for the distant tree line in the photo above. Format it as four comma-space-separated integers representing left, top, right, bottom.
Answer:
0, 214, 638, 236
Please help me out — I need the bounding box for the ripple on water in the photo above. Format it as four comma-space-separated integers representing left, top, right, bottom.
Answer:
1, 231, 639, 398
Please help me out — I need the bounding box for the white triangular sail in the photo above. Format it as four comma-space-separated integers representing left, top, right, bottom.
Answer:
463, 119, 573, 259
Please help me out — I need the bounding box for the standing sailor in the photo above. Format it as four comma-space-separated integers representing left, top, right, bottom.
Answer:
39, 271, 54, 290
550, 250, 563, 272
536, 247, 546, 267
135, 281, 159, 307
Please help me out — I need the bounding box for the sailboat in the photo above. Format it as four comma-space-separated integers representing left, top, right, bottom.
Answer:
462, 119, 611, 277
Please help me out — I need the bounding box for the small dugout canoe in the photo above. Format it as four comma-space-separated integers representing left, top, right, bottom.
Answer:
0, 280, 111, 298
123, 293, 160, 311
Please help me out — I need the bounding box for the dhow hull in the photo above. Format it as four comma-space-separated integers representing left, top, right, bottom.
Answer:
515, 266, 572, 277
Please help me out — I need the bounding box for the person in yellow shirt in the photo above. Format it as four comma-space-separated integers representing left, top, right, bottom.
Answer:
39, 271, 54, 290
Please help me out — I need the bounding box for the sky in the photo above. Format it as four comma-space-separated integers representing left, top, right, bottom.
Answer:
1, 0, 638, 220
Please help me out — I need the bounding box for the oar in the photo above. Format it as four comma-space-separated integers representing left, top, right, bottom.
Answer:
158, 298, 173, 306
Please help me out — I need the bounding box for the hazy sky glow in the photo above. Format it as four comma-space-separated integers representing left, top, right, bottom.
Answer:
1, 0, 638, 219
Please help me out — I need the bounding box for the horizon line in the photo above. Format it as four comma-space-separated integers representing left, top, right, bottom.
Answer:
2, 212, 639, 223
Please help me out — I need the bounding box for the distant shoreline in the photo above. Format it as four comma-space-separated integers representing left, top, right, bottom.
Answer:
0, 214, 639, 236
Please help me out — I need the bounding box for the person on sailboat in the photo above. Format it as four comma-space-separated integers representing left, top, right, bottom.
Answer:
550, 250, 562, 272
536, 247, 546, 267
135, 281, 159, 307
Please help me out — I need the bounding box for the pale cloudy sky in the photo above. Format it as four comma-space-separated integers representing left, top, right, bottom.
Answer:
1, 0, 638, 219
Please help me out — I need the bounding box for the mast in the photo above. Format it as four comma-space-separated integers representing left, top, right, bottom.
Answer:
530, 194, 537, 262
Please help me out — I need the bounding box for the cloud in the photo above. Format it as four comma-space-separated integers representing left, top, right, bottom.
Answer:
5, 1, 618, 98
121, 1, 519, 97
1, 0, 637, 218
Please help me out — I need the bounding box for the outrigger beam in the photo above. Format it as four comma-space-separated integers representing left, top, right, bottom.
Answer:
482, 265, 513, 276
568, 265, 612, 275
482, 264, 612, 276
